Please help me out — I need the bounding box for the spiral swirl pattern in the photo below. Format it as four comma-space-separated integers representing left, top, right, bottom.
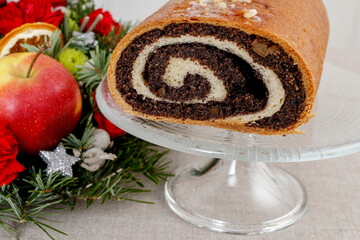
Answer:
115, 23, 305, 130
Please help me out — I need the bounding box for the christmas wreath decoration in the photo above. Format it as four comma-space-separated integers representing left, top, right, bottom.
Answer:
0, 0, 171, 239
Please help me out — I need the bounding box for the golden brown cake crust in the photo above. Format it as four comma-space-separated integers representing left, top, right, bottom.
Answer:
108, 0, 329, 135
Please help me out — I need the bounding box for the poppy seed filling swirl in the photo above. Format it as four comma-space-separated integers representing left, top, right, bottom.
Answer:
115, 23, 305, 130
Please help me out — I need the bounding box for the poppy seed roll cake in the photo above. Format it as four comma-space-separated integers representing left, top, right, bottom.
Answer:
108, 0, 329, 135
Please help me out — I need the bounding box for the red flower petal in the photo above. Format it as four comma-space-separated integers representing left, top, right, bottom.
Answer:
80, 8, 122, 36
43, 9, 65, 26
0, 172, 20, 186
0, 127, 19, 159
0, 0, 64, 36
93, 110, 126, 139
0, 161, 7, 169
0, 2, 24, 35
0, 126, 25, 186
1, 158, 25, 176
92, 89, 126, 139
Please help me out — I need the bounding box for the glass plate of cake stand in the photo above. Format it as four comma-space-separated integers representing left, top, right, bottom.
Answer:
96, 62, 360, 235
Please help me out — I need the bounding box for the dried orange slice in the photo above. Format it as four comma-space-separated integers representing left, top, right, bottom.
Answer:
0, 22, 64, 58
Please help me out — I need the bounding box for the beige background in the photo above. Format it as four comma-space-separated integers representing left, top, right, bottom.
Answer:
1, 0, 360, 239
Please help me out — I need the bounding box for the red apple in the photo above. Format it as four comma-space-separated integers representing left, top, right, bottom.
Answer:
0, 52, 82, 155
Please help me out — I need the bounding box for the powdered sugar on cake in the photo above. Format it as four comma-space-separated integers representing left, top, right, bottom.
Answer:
187, 0, 258, 20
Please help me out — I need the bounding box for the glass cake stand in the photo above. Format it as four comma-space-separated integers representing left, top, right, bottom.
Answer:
96, 63, 360, 235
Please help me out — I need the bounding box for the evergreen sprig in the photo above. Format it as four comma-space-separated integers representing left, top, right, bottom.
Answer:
66, 136, 171, 208
1, 1, 172, 239
62, 126, 96, 150
0, 137, 170, 239
77, 45, 110, 90
77, 45, 111, 112
97, 21, 134, 51
0, 168, 76, 239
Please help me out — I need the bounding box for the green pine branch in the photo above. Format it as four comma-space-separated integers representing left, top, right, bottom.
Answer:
112, 137, 171, 185
97, 21, 134, 51
77, 45, 110, 90
62, 126, 96, 151
0, 2, 171, 239
0, 169, 76, 239
77, 45, 111, 114
0, 137, 170, 239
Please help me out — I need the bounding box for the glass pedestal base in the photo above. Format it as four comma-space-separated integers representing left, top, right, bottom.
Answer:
165, 160, 307, 235
96, 64, 360, 235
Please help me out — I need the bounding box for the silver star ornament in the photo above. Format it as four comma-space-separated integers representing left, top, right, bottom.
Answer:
39, 144, 80, 178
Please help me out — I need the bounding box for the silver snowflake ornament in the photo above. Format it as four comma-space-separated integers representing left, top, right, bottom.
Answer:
39, 144, 80, 178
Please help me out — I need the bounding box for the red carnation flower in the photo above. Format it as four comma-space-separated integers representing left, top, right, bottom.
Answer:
0, 126, 25, 186
93, 90, 126, 139
80, 8, 123, 36
0, 0, 64, 36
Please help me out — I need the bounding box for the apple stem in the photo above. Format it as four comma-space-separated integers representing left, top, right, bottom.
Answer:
26, 42, 52, 78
